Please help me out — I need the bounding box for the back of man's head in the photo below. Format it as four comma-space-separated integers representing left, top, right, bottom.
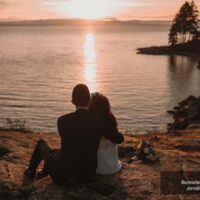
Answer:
72, 84, 90, 107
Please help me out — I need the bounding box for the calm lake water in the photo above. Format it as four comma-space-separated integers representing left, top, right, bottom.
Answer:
0, 23, 200, 133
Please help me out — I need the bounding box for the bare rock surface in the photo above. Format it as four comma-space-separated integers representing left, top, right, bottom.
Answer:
0, 130, 200, 200
167, 95, 200, 131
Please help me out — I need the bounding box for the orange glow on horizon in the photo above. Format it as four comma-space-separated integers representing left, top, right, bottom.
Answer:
0, 1, 199, 21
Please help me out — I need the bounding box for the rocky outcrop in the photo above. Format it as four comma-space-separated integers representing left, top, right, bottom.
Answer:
167, 95, 200, 131
0, 130, 200, 200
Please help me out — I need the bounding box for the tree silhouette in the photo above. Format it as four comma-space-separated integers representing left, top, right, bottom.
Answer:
169, 1, 199, 45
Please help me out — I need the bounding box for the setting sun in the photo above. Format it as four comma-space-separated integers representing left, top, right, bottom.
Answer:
55, 0, 119, 20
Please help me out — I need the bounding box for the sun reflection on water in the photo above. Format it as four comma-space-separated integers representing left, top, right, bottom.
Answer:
84, 33, 96, 92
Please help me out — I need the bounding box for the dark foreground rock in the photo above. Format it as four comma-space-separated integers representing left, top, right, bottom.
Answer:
137, 39, 200, 56
167, 95, 200, 131
0, 130, 200, 200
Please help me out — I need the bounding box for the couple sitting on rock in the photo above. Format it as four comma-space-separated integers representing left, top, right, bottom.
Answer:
24, 84, 124, 186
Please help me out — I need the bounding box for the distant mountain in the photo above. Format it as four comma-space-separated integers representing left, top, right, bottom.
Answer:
0, 19, 171, 26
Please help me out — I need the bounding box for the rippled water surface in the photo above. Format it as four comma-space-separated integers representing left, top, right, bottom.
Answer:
0, 24, 200, 133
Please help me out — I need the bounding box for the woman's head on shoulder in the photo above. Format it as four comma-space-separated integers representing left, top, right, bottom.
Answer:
90, 92, 110, 115
89, 92, 117, 126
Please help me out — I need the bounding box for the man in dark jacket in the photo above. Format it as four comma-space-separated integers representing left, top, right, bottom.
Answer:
24, 84, 124, 185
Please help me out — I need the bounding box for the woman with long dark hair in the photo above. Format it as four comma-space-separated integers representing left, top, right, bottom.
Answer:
89, 92, 123, 175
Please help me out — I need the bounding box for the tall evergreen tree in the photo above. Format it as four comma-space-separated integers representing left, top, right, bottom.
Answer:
169, 1, 199, 45
169, 22, 178, 45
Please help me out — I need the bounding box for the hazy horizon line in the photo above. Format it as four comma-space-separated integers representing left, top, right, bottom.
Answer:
0, 18, 172, 26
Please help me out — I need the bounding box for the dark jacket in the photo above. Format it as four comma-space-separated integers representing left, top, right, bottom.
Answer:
53, 109, 123, 184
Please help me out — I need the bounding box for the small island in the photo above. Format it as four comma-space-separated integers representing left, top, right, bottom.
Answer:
137, 1, 200, 58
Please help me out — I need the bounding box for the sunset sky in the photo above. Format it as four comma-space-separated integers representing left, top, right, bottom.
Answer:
0, 0, 199, 21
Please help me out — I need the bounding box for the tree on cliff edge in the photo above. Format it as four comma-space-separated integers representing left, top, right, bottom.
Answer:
169, 1, 199, 45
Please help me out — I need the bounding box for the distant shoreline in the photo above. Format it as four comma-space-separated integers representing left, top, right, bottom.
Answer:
137, 40, 200, 58
0, 19, 171, 27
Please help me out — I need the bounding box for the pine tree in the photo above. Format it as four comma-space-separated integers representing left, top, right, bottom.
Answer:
169, 22, 178, 45
169, 1, 199, 45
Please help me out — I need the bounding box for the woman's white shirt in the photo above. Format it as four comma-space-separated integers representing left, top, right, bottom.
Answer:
96, 137, 122, 175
